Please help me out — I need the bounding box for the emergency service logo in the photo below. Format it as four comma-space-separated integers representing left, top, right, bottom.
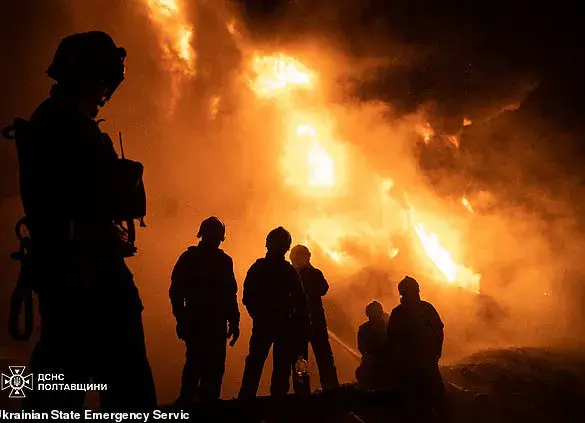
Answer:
1, 366, 33, 399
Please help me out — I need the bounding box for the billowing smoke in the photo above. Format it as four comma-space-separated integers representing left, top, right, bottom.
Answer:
1, 0, 584, 404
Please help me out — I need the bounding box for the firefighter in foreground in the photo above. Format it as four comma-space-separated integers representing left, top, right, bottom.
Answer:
170, 217, 240, 403
6, 31, 156, 409
289, 244, 339, 391
355, 301, 392, 390
387, 276, 446, 417
238, 227, 310, 398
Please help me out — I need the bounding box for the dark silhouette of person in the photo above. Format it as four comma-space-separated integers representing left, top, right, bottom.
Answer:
355, 301, 393, 390
7, 32, 156, 410
387, 276, 446, 418
169, 217, 240, 403
238, 227, 310, 399
289, 244, 339, 391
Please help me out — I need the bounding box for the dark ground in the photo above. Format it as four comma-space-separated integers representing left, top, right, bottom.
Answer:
169, 347, 585, 423
158, 347, 585, 423
5, 347, 582, 422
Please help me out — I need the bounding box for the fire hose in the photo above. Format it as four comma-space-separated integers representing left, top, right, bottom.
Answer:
327, 328, 472, 395
327, 329, 361, 361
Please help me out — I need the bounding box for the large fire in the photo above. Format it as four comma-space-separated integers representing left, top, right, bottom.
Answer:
142, 4, 481, 294
408, 210, 481, 293
248, 53, 481, 293
297, 124, 335, 187
142, 0, 195, 111
144, 0, 195, 75
249, 53, 315, 98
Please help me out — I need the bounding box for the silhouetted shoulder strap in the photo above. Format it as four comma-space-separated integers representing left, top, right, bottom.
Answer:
3, 122, 36, 342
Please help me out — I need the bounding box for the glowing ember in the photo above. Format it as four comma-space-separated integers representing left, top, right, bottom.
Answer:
461, 196, 475, 213
249, 54, 314, 97
503, 103, 521, 112
463, 117, 473, 126
143, 0, 195, 76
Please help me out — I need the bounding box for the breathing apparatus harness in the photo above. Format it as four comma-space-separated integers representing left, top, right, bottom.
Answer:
2, 117, 146, 341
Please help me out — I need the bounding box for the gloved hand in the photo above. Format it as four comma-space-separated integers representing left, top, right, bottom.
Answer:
227, 321, 240, 347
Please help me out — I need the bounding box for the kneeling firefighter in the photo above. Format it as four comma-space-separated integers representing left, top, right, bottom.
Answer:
2, 31, 156, 410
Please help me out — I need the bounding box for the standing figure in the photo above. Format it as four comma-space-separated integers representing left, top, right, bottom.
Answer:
387, 276, 446, 418
355, 301, 392, 390
238, 227, 309, 399
289, 244, 339, 391
170, 217, 240, 403
6, 31, 156, 410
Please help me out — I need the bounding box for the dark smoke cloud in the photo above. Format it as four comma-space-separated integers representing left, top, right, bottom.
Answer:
235, 0, 584, 127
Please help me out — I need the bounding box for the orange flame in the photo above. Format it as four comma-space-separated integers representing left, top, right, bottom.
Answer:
226, 19, 237, 36
407, 209, 480, 293
248, 53, 314, 98
209, 95, 221, 119
248, 53, 480, 293
389, 248, 400, 259
297, 124, 335, 188
303, 219, 352, 264
417, 121, 435, 143
446, 135, 460, 148
461, 197, 474, 213
143, 0, 195, 113
144, 0, 195, 76
250, 54, 343, 195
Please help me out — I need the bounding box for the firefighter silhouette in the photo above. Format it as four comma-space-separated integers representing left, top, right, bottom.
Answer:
289, 244, 339, 391
170, 217, 240, 403
387, 276, 446, 419
5, 31, 156, 410
238, 227, 310, 398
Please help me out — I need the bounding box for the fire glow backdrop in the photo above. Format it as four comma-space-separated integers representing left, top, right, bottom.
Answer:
2, 0, 585, 403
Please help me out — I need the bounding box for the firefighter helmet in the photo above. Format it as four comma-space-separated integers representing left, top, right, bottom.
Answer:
197, 216, 226, 242
266, 226, 292, 252
47, 31, 126, 102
